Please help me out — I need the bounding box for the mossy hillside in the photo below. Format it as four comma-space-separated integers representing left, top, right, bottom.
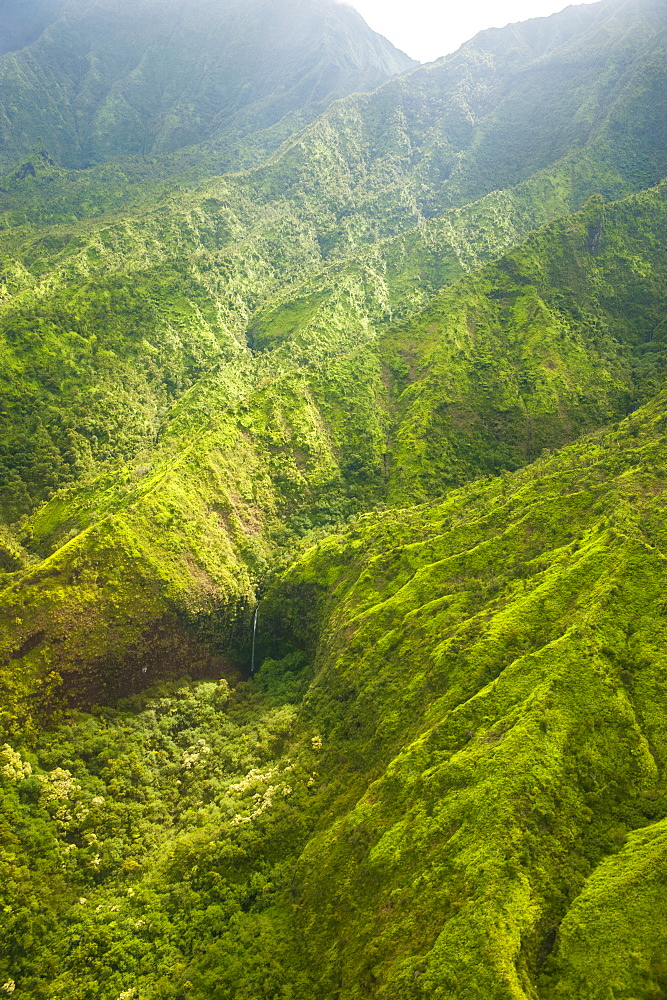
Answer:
542, 818, 667, 998
5, 178, 667, 726
0, 182, 337, 518
0, 279, 242, 521
246, 167, 587, 355
4, 138, 663, 524
0, 52, 658, 239
380, 182, 667, 502
0, 149, 189, 231
4, 387, 667, 998
2, 0, 665, 236
20, 336, 388, 560
0, 522, 26, 577
0, 171, 566, 519
5, 44, 658, 238
1, 0, 666, 523
248, 179, 667, 506
435, 0, 667, 207
244, 112, 667, 360
245, 0, 667, 235
2, 0, 666, 246
0, 478, 255, 737
251, 390, 667, 998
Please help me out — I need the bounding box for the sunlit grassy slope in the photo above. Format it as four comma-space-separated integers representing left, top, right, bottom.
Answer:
3, 380, 667, 999
255, 386, 667, 1000
2, 178, 667, 736
0, 0, 414, 173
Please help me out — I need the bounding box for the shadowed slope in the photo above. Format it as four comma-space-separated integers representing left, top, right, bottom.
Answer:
0, 0, 414, 172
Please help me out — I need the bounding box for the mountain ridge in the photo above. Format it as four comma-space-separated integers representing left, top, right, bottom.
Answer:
2, 0, 667, 996
0, 0, 415, 172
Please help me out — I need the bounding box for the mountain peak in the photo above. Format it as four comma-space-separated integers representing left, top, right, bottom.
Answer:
0, 0, 416, 171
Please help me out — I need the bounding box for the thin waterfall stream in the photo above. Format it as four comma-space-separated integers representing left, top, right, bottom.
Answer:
251, 606, 258, 674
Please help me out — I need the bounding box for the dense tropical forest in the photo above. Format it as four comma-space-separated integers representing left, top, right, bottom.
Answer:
1, 0, 667, 995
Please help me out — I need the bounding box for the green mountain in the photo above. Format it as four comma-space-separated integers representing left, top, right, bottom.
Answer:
2, 0, 666, 520
3, 178, 667, 727
4, 354, 667, 1000
0, 0, 414, 172
2, 0, 667, 996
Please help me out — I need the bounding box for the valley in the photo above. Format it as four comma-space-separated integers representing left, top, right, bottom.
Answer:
1, 0, 667, 996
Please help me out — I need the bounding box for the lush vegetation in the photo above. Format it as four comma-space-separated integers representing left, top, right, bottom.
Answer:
0, 0, 413, 173
5, 389, 667, 999
2, 0, 667, 996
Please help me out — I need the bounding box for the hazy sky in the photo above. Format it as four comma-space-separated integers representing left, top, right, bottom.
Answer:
346, 0, 601, 62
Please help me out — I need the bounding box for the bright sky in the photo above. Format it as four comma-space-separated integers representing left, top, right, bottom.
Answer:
346, 0, 601, 63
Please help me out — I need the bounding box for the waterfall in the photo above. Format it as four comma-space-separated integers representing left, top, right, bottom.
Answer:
250, 606, 258, 674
